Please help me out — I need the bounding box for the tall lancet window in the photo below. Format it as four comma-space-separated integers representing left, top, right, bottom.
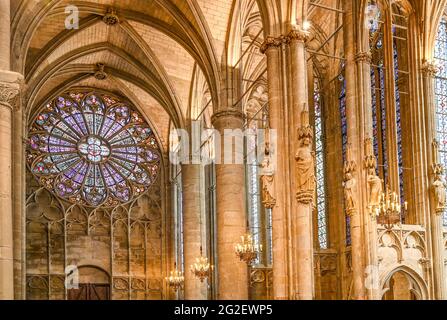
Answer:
369, 9, 388, 181
390, 2, 410, 220
314, 79, 328, 249
339, 68, 351, 246
434, 18, 447, 226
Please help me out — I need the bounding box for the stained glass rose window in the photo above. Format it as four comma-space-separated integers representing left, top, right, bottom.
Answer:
27, 91, 161, 207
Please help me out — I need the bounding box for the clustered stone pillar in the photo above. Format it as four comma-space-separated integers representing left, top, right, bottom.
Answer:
343, 0, 366, 300
181, 163, 207, 299
261, 36, 289, 300
260, 26, 315, 300
0, 72, 21, 300
421, 61, 447, 300
288, 28, 314, 300
212, 110, 248, 300
0, 0, 22, 300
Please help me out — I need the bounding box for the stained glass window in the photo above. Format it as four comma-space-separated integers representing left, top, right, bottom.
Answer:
434, 19, 447, 226
27, 91, 161, 207
246, 125, 262, 265
370, 13, 388, 182
393, 41, 405, 208
339, 70, 351, 246
314, 79, 328, 249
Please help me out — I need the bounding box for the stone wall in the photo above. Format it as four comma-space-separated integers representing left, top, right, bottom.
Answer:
25, 172, 165, 300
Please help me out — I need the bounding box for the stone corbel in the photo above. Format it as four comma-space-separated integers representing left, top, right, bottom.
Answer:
418, 257, 431, 269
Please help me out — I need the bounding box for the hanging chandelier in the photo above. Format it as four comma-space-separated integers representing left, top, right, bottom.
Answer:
165, 263, 184, 292
375, 185, 408, 229
190, 246, 212, 282
234, 233, 262, 265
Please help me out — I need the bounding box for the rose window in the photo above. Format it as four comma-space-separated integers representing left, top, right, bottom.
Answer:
27, 91, 161, 207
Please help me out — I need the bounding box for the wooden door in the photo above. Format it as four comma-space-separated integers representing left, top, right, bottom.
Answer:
68, 284, 110, 300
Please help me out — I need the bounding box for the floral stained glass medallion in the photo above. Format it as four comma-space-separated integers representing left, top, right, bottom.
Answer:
27, 91, 161, 207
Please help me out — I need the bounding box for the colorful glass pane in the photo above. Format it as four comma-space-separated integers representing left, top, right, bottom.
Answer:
314, 79, 327, 249
435, 19, 447, 226
339, 72, 351, 246
27, 91, 161, 207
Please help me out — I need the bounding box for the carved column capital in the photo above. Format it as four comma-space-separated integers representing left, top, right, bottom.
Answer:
0, 83, 20, 110
421, 61, 438, 77
286, 27, 309, 44
211, 109, 245, 126
260, 36, 283, 54
355, 51, 372, 64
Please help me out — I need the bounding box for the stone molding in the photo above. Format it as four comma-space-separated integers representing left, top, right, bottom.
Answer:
211, 109, 245, 124
421, 61, 438, 77
260, 27, 309, 54
355, 51, 372, 64
0, 83, 20, 110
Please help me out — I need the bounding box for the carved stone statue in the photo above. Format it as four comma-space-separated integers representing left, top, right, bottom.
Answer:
367, 168, 382, 209
433, 173, 446, 214
260, 145, 276, 209
343, 172, 356, 213
295, 136, 315, 193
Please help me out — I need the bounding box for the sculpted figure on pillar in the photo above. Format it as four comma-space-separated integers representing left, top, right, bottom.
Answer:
344, 171, 356, 214
261, 141, 276, 209
364, 138, 382, 213
343, 143, 357, 215
432, 171, 446, 215
432, 140, 446, 214
295, 104, 315, 204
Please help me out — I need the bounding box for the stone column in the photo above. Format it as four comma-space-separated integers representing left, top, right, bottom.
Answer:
12, 84, 24, 300
181, 163, 207, 299
288, 27, 314, 300
261, 37, 289, 300
421, 62, 446, 300
0, 71, 21, 300
0, 0, 10, 71
212, 110, 248, 300
343, 0, 366, 300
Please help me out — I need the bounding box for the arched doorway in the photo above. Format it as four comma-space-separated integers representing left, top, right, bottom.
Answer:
68, 266, 110, 300
381, 268, 427, 300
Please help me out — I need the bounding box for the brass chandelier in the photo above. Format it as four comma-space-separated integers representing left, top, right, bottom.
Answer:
190, 246, 212, 282
375, 185, 408, 229
234, 233, 262, 265
165, 263, 184, 292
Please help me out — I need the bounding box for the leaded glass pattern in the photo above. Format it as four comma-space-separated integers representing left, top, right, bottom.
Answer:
246, 126, 261, 265
370, 21, 388, 182
339, 72, 351, 246
27, 91, 161, 207
393, 41, 405, 210
434, 19, 447, 226
314, 79, 328, 249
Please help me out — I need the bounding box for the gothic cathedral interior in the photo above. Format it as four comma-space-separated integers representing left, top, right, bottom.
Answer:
0, 0, 447, 301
